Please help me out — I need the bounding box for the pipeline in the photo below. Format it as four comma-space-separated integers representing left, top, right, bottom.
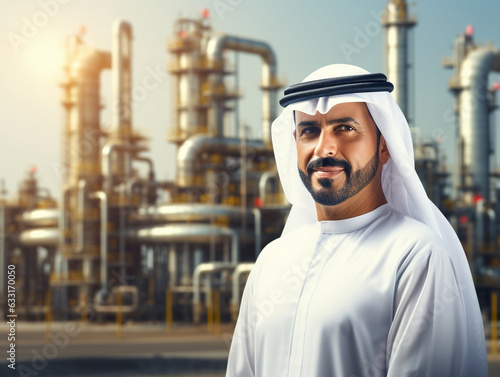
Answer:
206, 34, 279, 146
112, 20, 133, 139
94, 285, 139, 314
133, 224, 239, 262
20, 209, 59, 227
134, 155, 155, 181
90, 191, 108, 291
230, 263, 254, 320
76, 179, 87, 253
132, 203, 251, 223
18, 228, 60, 246
102, 142, 148, 194
176, 134, 272, 187
252, 209, 261, 258
192, 262, 237, 323
258, 171, 279, 205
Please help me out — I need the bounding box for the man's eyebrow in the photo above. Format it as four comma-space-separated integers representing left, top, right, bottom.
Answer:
326, 117, 360, 126
296, 117, 361, 128
296, 120, 319, 128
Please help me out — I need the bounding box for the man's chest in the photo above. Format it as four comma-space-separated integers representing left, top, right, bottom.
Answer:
251, 234, 398, 339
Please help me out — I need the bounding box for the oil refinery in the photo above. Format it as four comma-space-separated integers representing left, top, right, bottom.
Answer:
1, 0, 500, 366
0, 12, 290, 324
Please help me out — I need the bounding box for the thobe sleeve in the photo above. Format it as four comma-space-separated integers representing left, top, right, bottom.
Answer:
225, 269, 256, 377
386, 246, 475, 377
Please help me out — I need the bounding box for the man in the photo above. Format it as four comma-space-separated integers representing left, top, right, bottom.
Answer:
226, 64, 488, 376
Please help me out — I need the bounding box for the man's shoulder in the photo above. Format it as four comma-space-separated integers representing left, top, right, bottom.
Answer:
377, 206, 439, 245
257, 222, 318, 261
375, 206, 448, 271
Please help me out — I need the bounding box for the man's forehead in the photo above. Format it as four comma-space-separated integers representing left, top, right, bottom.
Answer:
294, 102, 370, 122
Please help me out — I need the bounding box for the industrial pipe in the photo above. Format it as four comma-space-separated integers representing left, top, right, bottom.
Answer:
102, 142, 147, 193
112, 20, 133, 139
134, 155, 155, 181
94, 285, 139, 314
132, 203, 250, 223
488, 208, 496, 249
126, 177, 145, 202
90, 191, 108, 291
230, 263, 254, 320
176, 134, 271, 187
18, 228, 60, 246
252, 208, 261, 258
133, 224, 239, 262
206, 34, 279, 146
192, 262, 236, 323
130, 155, 156, 204
76, 179, 88, 253
20, 208, 59, 227
258, 171, 279, 206
102, 142, 123, 194
101, 21, 135, 192
56, 186, 72, 277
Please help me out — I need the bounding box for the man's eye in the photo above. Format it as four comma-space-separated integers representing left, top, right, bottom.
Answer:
336, 125, 355, 132
300, 127, 319, 136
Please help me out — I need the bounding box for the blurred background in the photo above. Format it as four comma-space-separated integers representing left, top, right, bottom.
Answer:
1, 0, 500, 375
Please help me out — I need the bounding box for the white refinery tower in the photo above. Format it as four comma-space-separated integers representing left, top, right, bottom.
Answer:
382, 0, 416, 122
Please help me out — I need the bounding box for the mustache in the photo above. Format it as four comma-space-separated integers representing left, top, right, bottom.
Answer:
306, 157, 352, 176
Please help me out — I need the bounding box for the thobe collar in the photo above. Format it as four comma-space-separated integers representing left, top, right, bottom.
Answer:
319, 203, 391, 235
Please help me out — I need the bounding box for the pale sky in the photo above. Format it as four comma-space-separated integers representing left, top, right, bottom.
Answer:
1, 0, 500, 199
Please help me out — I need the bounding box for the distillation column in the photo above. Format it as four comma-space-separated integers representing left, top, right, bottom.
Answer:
167, 17, 212, 144
58, 33, 111, 316
443, 26, 500, 202
56, 21, 143, 318
382, 0, 416, 121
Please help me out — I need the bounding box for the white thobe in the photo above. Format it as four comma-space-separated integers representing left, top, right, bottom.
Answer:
226, 204, 488, 377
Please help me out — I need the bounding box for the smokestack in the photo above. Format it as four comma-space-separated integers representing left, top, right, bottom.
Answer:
382, 0, 416, 123
112, 20, 133, 139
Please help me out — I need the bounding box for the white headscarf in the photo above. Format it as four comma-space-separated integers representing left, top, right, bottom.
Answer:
271, 63, 486, 351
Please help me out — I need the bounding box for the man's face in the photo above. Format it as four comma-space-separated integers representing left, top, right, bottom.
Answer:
294, 102, 382, 206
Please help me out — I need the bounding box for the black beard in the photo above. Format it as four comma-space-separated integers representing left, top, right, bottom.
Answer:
298, 151, 380, 206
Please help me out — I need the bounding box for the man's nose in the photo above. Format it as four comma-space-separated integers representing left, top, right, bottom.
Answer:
314, 130, 338, 158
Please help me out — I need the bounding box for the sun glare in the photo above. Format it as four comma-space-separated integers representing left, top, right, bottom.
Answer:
21, 32, 65, 83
